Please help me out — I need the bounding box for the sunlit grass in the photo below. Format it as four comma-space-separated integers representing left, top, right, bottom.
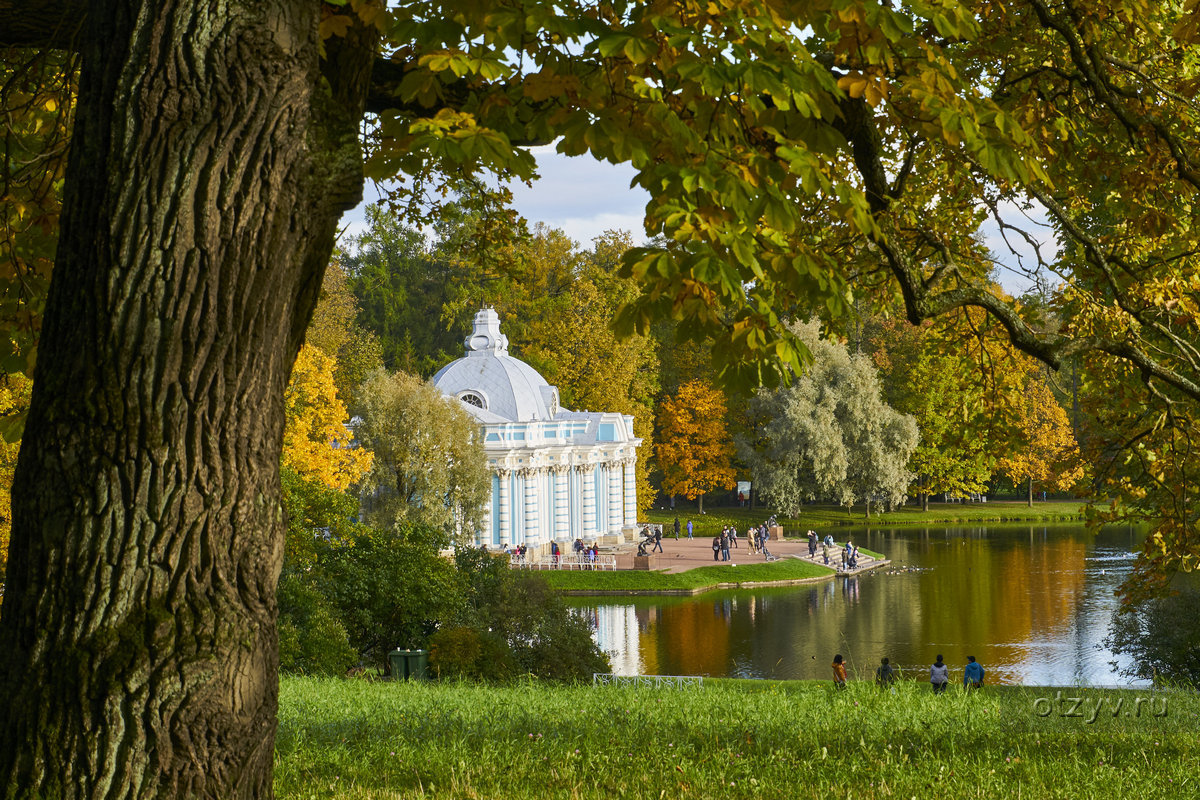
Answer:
646, 500, 1084, 533
539, 557, 834, 592
276, 676, 1199, 799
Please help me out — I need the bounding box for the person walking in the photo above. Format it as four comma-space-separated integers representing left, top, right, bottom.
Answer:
808, 530, 818, 558
930, 655, 949, 694
832, 654, 848, 690
964, 656, 985, 690
730, 526, 739, 549
652, 526, 663, 553
673, 516, 680, 540
822, 541, 831, 566
876, 658, 897, 690
687, 519, 694, 539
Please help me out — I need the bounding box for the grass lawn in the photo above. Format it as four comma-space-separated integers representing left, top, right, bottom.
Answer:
646, 500, 1085, 535
539, 557, 835, 593
276, 676, 1199, 799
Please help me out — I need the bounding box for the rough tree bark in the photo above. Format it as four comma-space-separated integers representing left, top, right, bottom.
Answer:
0, 2, 375, 797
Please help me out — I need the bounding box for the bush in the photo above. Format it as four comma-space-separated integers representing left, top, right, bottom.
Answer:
277, 574, 356, 676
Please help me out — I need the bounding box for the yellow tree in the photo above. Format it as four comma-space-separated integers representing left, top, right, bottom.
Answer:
998, 376, 1085, 507
283, 345, 372, 493
656, 379, 736, 513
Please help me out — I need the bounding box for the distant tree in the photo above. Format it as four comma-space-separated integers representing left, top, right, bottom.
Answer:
997, 375, 1085, 506
656, 379, 736, 513
869, 317, 993, 510
307, 259, 384, 408
353, 369, 491, 541
282, 345, 373, 493
743, 321, 918, 518
342, 206, 461, 375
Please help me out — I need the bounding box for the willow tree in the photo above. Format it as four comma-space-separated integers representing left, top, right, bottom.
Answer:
4, 0, 1200, 796
742, 321, 918, 517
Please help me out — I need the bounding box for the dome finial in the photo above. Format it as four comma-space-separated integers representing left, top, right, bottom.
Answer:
465, 307, 509, 356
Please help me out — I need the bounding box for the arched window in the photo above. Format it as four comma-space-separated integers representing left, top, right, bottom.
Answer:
460, 392, 485, 409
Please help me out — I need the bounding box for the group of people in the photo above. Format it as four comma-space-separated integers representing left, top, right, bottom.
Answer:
709, 521, 776, 561
572, 539, 600, 566
711, 526, 738, 561
806, 531, 861, 570
831, 654, 986, 691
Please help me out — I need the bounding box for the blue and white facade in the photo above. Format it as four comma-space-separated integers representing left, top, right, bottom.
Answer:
433, 309, 642, 550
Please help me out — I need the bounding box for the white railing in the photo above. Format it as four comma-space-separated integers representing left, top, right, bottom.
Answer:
509, 554, 617, 570
593, 674, 704, 689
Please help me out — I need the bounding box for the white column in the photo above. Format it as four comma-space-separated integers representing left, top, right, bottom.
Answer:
607, 460, 623, 535
554, 466, 570, 541
582, 464, 598, 538
523, 468, 541, 548
498, 469, 511, 548
623, 458, 637, 529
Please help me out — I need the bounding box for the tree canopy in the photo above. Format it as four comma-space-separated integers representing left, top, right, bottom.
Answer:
353, 368, 491, 541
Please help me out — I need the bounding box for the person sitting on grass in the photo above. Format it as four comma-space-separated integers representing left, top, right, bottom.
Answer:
964, 656, 985, 690
832, 654, 847, 690
876, 658, 897, 690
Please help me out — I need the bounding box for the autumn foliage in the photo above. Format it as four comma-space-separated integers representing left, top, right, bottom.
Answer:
656, 379, 736, 512
997, 375, 1085, 507
283, 345, 372, 493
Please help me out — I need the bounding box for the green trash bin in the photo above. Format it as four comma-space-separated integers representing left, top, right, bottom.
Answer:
388, 648, 429, 681
409, 649, 428, 681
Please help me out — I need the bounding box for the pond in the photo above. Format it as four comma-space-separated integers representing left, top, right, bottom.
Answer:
570, 523, 1146, 686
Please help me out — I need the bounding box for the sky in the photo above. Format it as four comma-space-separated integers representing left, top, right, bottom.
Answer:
338, 145, 1052, 297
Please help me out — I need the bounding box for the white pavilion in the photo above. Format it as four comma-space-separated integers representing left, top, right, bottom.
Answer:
432, 308, 642, 551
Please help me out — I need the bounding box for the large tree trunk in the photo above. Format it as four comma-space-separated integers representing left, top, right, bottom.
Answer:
0, 3, 375, 797
698, 492, 704, 514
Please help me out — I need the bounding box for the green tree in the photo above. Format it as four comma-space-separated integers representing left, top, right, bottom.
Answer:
434, 546, 609, 682
7, 0, 1200, 793
742, 321, 918, 518
354, 368, 491, 542
1105, 585, 1200, 687
869, 317, 992, 510
656, 379, 736, 513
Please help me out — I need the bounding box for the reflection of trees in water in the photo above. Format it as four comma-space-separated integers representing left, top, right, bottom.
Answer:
1105, 587, 1200, 687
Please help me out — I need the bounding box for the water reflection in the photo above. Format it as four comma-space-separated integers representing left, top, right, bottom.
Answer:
571, 523, 1144, 686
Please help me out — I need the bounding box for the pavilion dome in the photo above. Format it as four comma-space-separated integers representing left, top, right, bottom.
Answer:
432, 308, 560, 422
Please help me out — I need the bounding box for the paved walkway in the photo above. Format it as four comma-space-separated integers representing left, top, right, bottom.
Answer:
608, 534, 887, 576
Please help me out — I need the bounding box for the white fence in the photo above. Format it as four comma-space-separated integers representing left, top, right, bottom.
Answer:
592, 674, 704, 689
509, 554, 617, 571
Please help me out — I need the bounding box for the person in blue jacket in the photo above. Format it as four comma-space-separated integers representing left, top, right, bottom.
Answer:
964, 655, 985, 689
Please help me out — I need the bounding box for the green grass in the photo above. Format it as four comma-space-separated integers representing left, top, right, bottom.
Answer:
276, 676, 1200, 799
538, 557, 834, 593
647, 500, 1085, 534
